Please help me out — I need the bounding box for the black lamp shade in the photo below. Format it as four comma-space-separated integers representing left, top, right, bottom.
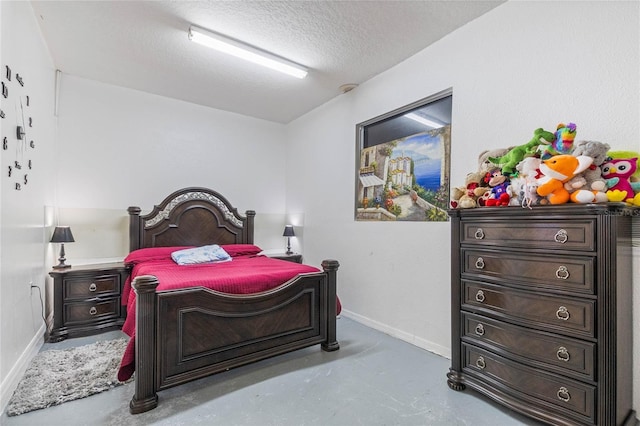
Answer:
50, 226, 75, 243
283, 225, 295, 237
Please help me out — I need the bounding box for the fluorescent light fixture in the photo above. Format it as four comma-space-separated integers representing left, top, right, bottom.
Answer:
404, 112, 445, 129
188, 25, 308, 79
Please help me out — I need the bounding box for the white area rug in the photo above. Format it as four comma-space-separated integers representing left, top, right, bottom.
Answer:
6, 338, 130, 416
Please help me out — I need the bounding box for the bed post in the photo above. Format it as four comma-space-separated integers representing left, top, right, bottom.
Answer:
129, 275, 159, 414
321, 259, 340, 352
128, 206, 142, 251
245, 210, 256, 244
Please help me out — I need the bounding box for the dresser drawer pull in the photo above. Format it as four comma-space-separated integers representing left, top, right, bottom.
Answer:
556, 306, 570, 321
554, 229, 568, 244
475, 290, 485, 303
475, 257, 485, 269
89, 306, 97, 316
475, 324, 485, 336
89, 283, 97, 292
555, 266, 570, 280
475, 356, 486, 369
474, 228, 485, 240
556, 347, 570, 362
557, 386, 571, 402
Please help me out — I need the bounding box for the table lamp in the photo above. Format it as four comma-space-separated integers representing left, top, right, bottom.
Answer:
283, 225, 295, 255
50, 226, 75, 269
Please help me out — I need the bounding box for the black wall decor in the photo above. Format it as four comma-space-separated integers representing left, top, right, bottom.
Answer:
1, 65, 35, 190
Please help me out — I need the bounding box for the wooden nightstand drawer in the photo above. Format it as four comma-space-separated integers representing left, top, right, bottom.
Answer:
462, 281, 595, 338
64, 298, 120, 324
48, 262, 128, 342
463, 344, 595, 423
64, 274, 120, 300
462, 249, 594, 294
462, 312, 595, 379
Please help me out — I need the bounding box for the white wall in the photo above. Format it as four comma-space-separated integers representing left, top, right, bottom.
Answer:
0, 1, 57, 412
55, 74, 290, 259
286, 0, 640, 411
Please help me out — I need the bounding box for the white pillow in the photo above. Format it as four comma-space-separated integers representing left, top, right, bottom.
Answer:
171, 245, 232, 265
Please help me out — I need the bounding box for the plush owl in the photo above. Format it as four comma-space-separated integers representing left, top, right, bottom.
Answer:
601, 157, 640, 204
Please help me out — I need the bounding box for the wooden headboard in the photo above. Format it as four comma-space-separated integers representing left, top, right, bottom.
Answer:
128, 187, 255, 251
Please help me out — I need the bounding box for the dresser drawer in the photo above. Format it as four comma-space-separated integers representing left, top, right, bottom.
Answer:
463, 281, 595, 338
463, 344, 595, 423
462, 312, 595, 380
64, 298, 120, 324
462, 249, 594, 294
64, 274, 120, 300
461, 220, 595, 251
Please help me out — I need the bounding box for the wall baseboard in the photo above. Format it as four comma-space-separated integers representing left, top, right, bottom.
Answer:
340, 309, 451, 359
0, 324, 45, 416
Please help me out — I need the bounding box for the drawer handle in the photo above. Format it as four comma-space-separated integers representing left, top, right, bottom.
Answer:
89, 306, 97, 316
475, 356, 486, 369
475, 290, 485, 303
474, 228, 485, 240
556, 306, 570, 321
557, 386, 571, 402
89, 283, 97, 292
555, 266, 570, 280
475, 257, 485, 269
557, 347, 570, 362
554, 229, 568, 244
475, 323, 485, 336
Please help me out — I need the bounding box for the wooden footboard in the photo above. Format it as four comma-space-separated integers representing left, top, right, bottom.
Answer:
129, 259, 339, 414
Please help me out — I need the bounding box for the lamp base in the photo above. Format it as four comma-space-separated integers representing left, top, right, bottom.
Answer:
53, 244, 71, 269
285, 236, 292, 255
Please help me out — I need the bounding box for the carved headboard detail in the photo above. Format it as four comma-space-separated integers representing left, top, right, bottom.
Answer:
128, 187, 255, 251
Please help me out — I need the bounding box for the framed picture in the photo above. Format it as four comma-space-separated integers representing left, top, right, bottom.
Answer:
355, 89, 452, 221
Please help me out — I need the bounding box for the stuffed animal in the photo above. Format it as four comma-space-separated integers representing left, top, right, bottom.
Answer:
470, 147, 512, 205
536, 155, 593, 204
607, 150, 640, 182
515, 156, 545, 207
450, 172, 484, 209
477, 189, 491, 206
488, 128, 555, 176
478, 147, 511, 173
482, 169, 511, 206
539, 123, 577, 160
563, 140, 610, 203
601, 157, 640, 205
508, 175, 527, 207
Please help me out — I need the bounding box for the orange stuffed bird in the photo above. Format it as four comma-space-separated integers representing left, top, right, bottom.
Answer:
537, 155, 594, 204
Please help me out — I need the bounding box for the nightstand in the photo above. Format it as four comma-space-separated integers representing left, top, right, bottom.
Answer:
47, 262, 129, 342
265, 252, 303, 263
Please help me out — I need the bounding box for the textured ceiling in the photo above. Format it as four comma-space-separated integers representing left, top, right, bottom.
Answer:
31, 1, 504, 123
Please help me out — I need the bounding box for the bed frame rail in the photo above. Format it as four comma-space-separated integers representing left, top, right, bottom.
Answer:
129, 260, 339, 414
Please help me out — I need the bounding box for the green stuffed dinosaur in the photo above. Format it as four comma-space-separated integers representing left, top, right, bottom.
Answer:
489, 128, 555, 176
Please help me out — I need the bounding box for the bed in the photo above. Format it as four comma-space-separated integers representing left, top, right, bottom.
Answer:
117, 187, 340, 414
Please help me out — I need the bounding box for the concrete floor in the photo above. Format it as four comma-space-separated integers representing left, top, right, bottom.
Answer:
2, 317, 543, 426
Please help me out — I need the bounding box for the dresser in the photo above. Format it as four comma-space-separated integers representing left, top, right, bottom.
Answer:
47, 262, 129, 342
447, 204, 637, 426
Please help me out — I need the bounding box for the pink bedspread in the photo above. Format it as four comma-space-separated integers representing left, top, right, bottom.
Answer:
117, 254, 330, 381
